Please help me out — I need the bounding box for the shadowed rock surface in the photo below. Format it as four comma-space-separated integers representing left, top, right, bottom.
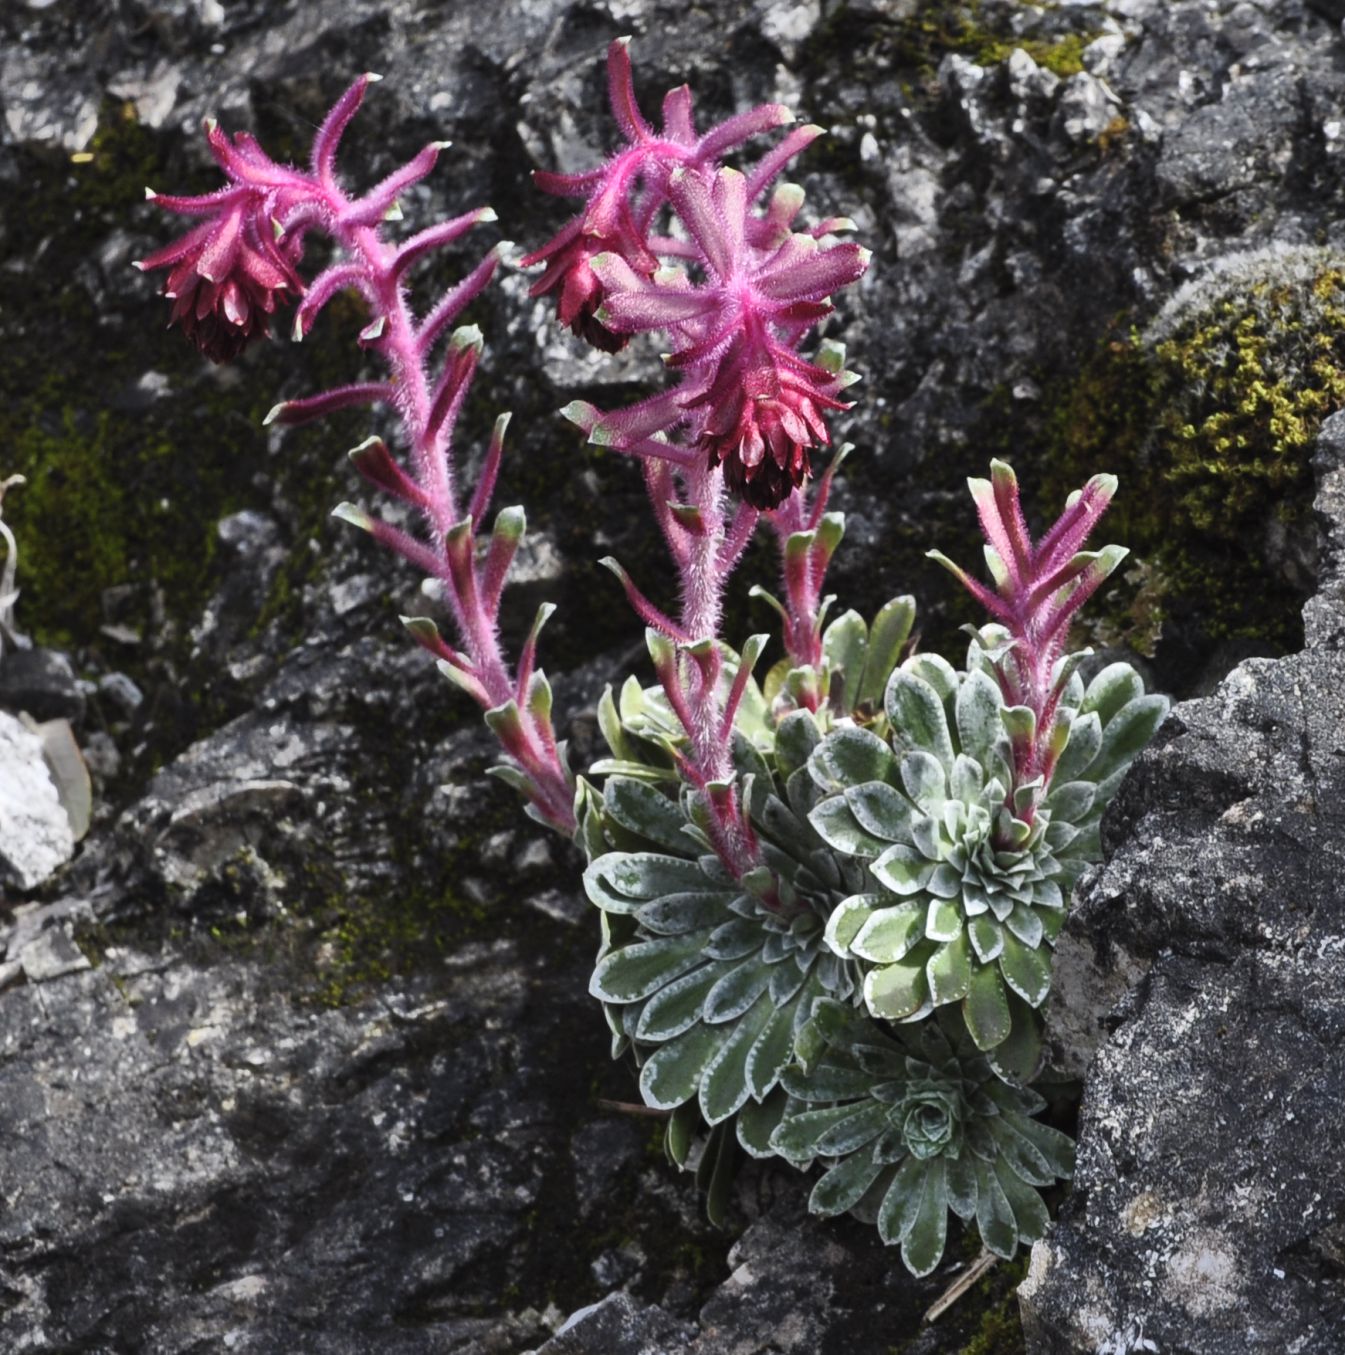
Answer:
3, 0, 1345, 1351
1017, 415, 1345, 1354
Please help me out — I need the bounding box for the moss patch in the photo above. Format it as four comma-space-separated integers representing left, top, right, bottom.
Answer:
1032, 253, 1345, 678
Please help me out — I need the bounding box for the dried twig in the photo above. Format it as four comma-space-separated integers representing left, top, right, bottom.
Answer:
597, 1098, 672, 1120
923, 1249, 999, 1324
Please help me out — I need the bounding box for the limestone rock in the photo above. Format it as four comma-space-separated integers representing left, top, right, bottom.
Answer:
0, 709, 74, 890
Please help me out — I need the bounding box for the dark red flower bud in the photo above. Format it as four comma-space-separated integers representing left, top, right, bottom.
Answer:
137, 191, 303, 363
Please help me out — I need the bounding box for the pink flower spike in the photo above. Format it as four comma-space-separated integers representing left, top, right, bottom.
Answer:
694, 102, 795, 164
599, 558, 692, 643
346, 435, 429, 508
1033, 473, 1119, 575
265, 382, 391, 428
341, 141, 450, 227
294, 262, 372, 338
661, 85, 696, 144
468, 413, 512, 525
418, 241, 510, 354
532, 168, 605, 197
390, 207, 499, 283
141, 184, 252, 219
425, 327, 482, 445
744, 124, 824, 201
143, 199, 303, 362
606, 38, 654, 143
312, 74, 376, 185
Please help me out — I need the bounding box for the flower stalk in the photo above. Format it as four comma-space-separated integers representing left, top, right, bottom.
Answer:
929, 460, 1127, 827
534, 40, 868, 875
139, 76, 576, 832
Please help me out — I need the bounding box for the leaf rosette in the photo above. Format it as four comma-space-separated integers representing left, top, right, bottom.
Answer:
808, 634, 1168, 1059
581, 699, 879, 1159
771, 1003, 1074, 1276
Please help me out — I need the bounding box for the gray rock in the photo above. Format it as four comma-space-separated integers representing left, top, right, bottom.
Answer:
0, 709, 74, 889
536, 1293, 694, 1355
0, 646, 84, 722
1019, 415, 1345, 1351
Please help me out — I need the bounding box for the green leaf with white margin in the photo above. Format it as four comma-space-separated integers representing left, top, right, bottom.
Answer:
597, 685, 634, 761
877, 1153, 927, 1244
926, 897, 963, 944
863, 949, 932, 1020
824, 893, 885, 957
945, 1149, 978, 1220
871, 844, 935, 896
737, 1088, 789, 1158
985, 993, 1044, 1087
584, 853, 708, 913
1044, 779, 1096, 822
885, 670, 955, 767
963, 962, 1012, 1049
809, 797, 889, 858
987, 1115, 1056, 1187
902, 1157, 949, 1277
857, 596, 916, 710
700, 994, 775, 1124
665, 1100, 698, 1168
823, 608, 868, 713
774, 709, 822, 781
1006, 1112, 1075, 1178
1083, 694, 1169, 786
636, 890, 737, 935
703, 957, 774, 1022
955, 668, 1005, 768
899, 750, 947, 808
771, 1103, 871, 1160
639, 1021, 731, 1109
845, 780, 916, 842
995, 1157, 1051, 1242
809, 725, 896, 791
780, 1060, 877, 1102
590, 930, 716, 1003
745, 1003, 797, 1099
903, 652, 959, 703
1080, 662, 1144, 726
926, 929, 973, 1004
967, 914, 1004, 963
810, 1151, 888, 1217
974, 1157, 1019, 1258
998, 931, 1053, 1007
603, 777, 696, 852
1052, 710, 1102, 784
635, 960, 732, 1040
815, 1101, 889, 1156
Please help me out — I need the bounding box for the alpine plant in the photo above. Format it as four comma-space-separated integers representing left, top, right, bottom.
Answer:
809, 462, 1169, 1074
138, 47, 1168, 1278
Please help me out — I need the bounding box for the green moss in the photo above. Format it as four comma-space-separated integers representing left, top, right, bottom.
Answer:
1031, 252, 1345, 673
821, 1, 1099, 83
958, 1253, 1029, 1354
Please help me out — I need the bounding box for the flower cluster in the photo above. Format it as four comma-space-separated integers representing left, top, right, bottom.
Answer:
527, 39, 868, 510
135, 124, 308, 361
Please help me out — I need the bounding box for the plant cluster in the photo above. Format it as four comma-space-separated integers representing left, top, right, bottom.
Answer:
138, 42, 1168, 1277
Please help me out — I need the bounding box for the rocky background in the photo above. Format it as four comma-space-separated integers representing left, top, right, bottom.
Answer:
3, 0, 1345, 1351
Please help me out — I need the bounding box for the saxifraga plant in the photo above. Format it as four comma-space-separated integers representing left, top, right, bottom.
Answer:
137, 41, 1168, 1278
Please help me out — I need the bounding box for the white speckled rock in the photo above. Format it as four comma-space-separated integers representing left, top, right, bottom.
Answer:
0, 710, 73, 890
